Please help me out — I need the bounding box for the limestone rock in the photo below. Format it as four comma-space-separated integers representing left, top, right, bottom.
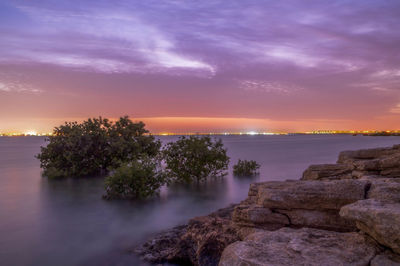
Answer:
138, 144, 400, 265
340, 199, 400, 254
337, 145, 400, 178
367, 178, 400, 202
233, 204, 289, 228
256, 179, 368, 210
302, 163, 353, 180
277, 208, 355, 232
232, 179, 365, 234
371, 251, 400, 266
338, 146, 397, 163
219, 227, 379, 266
304, 145, 400, 180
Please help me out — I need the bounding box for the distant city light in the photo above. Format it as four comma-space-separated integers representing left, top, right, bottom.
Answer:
24, 131, 37, 136
0, 130, 400, 137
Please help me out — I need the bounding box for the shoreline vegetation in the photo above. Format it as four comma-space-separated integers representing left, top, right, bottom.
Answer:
137, 144, 400, 266
36, 116, 258, 200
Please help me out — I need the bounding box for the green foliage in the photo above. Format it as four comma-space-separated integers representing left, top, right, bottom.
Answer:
104, 158, 166, 200
233, 159, 260, 176
36, 116, 161, 178
162, 136, 230, 183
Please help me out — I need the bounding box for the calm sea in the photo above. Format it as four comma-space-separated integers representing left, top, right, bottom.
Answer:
0, 135, 399, 266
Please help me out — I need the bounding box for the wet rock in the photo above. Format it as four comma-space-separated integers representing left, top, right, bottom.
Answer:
340, 199, 400, 254
136, 225, 188, 263
219, 227, 379, 266
136, 205, 239, 266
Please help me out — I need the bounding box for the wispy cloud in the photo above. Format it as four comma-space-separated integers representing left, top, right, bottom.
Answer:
1, 5, 215, 76
239, 80, 303, 95
0, 81, 42, 94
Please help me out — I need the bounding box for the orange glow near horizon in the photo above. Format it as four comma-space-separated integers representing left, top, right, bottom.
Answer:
1, 116, 400, 135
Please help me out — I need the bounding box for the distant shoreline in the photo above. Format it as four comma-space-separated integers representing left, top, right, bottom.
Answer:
1, 132, 400, 137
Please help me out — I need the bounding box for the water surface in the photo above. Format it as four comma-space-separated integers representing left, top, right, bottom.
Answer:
1, 135, 399, 266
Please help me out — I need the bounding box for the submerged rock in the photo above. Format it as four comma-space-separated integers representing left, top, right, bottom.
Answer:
219, 227, 379, 266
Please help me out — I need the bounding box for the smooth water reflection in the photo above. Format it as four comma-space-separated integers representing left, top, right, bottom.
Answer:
0, 135, 399, 266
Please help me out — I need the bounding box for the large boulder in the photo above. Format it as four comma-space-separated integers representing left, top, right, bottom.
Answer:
340, 199, 400, 254
219, 227, 379, 266
232, 179, 367, 234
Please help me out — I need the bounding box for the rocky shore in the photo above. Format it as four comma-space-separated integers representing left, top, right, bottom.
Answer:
136, 144, 400, 266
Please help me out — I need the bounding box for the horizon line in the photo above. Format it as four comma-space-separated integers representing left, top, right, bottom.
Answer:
1, 130, 400, 137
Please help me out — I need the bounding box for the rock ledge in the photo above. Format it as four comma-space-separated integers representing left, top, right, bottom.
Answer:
137, 144, 400, 266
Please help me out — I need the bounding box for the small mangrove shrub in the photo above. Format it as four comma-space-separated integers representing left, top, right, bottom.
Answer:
233, 159, 260, 176
104, 158, 167, 200
162, 136, 230, 183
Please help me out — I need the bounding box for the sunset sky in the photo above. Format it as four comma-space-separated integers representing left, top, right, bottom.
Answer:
1, 0, 400, 133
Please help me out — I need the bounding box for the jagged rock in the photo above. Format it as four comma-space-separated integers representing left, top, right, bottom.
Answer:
302, 164, 353, 180
340, 199, 400, 254
219, 227, 379, 266
136, 225, 188, 263
136, 205, 239, 266
371, 251, 400, 266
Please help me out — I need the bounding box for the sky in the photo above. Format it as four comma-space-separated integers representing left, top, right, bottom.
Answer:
1, 0, 400, 133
